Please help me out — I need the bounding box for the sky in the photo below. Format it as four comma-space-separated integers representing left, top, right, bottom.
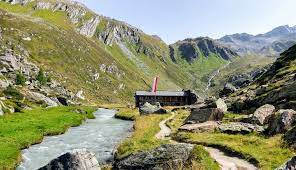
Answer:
77, 0, 296, 44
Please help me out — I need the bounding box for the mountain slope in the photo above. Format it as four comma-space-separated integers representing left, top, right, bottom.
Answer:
219, 25, 296, 56
226, 44, 296, 112
0, 0, 242, 102
169, 37, 239, 95
0, 0, 195, 104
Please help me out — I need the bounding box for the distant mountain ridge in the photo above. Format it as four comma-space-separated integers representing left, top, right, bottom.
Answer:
218, 25, 296, 56
170, 37, 238, 63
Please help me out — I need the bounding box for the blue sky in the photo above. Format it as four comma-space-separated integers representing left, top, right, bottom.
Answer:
77, 0, 296, 44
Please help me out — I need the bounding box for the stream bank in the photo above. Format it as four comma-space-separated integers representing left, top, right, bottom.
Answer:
17, 109, 133, 170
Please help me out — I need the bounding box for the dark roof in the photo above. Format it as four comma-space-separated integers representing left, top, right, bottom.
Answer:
135, 91, 187, 97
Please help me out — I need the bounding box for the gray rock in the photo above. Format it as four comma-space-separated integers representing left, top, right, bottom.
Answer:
219, 83, 237, 97
249, 104, 275, 125
114, 144, 193, 170
38, 149, 100, 170
215, 98, 228, 112
179, 121, 219, 133
276, 156, 296, 170
75, 90, 85, 100
218, 122, 264, 134
185, 108, 224, 124
27, 91, 59, 107
266, 109, 296, 135
283, 126, 296, 150
78, 16, 100, 37
139, 102, 167, 115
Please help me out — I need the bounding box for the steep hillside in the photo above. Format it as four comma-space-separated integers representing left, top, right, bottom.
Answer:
226, 44, 296, 112
170, 37, 239, 95
219, 25, 296, 56
0, 0, 194, 105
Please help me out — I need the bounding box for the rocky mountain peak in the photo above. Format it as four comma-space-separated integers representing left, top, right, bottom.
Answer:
264, 25, 296, 37
170, 37, 238, 63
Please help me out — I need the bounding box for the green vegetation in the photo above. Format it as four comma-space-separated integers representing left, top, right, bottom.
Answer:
166, 109, 190, 133
3, 85, 23, 100
174, 132, 295, 169
116, 113, 170, 159
190, 145, 220, 170
0, 106, 96, 169
36, 69, 49, 85
15, 72, 26, 86
115, 108, 140, 120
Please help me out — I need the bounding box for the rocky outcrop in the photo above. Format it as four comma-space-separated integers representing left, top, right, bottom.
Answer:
276, 156, 296, 170
179, 121, 219, 133
38, 149, 100, 170
266, 109, 296, 135
78, 16, 100, 37
185, 108, 224, 124
219, 83, 237, 97
114, 144, 194, 170
139, 102, 167, 115
218, 122, 264, 134
26, 91, 59, 107
171, 37, 238, 64
283, 126, 296, 150
248, 104, 275, 125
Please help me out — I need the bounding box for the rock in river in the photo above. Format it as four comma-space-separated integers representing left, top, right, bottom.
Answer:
38, 149, 100, 170
114, 144, 193, 170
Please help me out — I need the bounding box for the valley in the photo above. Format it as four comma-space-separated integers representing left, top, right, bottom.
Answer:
0, 0, 295, 170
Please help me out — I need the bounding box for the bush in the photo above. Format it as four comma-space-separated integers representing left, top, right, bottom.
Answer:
36, 69, 47, 85
15, 72, 26, 86
3, 85, 23, 100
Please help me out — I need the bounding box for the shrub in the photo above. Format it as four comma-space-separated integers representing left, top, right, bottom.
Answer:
15, 72, 26, 86
36, 69, 47, 85
3, 85, 23, 100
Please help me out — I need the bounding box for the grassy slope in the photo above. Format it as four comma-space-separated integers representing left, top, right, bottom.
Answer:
0, 106, 95, 169
174, 132, 294, 170
0, 2, 193, 105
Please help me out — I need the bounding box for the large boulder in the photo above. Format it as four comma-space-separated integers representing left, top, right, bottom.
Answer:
266, 109, 296, 135
139, 102, 167, 115
200, 98, 228, 113
38, 149, 100, 170
283, 126, 296, 150
218, 122, 264, 135
179, 121, 219, 133
276, 156, 296, 170
219, 83, 237, 97
114, 144, 193, 170
27, 91, 59, 107
185, 108, 224, 124
249, 104, 275, 125
215, 98, 228, 112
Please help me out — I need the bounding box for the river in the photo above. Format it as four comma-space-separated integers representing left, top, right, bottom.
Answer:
17, 108, 133, 170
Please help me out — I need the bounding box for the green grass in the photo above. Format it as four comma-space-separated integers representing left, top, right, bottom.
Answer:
114, 108, 140, 121
166, 109, 190, 133
174, 132, 295, 169
0, 106, 96, 169
116, 113, 170, 159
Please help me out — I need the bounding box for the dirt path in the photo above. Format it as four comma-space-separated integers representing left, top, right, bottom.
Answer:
156, 112, 258, 170
155, 113, 175, 140
205, 147, 258, 170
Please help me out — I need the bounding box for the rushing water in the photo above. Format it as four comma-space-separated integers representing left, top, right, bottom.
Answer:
17, 108, 133, 170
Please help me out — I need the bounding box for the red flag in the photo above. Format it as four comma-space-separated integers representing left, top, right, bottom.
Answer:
152, 76, 159, 92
